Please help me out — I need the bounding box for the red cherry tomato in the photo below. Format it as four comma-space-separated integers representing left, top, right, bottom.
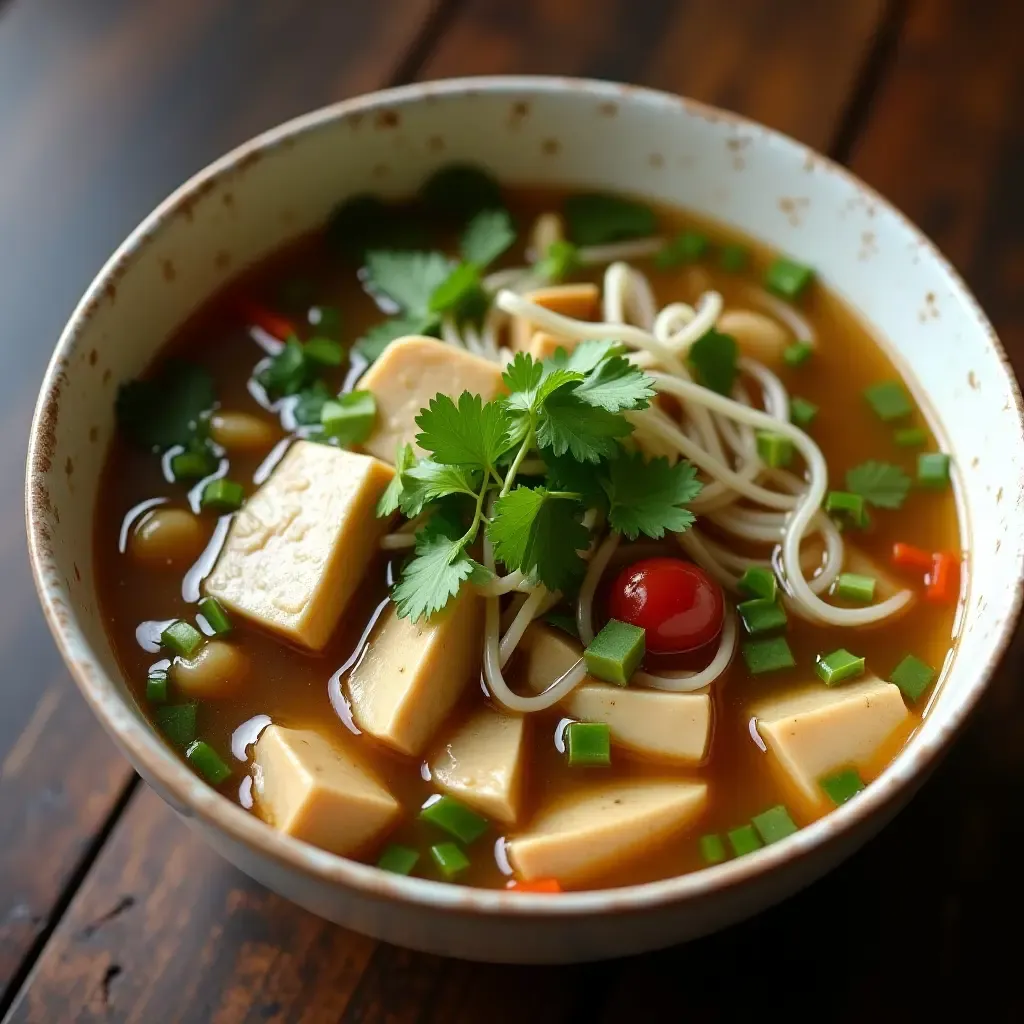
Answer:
608, 557, 724, 654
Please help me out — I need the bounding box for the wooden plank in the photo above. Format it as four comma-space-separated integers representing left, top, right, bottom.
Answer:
0, 0, 438, 1008
2, 1, 895, 1020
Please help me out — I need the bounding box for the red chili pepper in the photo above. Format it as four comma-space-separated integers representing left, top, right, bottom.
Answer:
925, 552, 960, 604
507, 878, 562, 893
891, 542, 933, 572
236, 298, 296, 342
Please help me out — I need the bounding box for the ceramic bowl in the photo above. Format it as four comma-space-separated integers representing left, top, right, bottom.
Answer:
26, 76, 1024, 963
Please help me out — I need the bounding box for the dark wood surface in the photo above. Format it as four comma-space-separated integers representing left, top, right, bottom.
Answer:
1, 0, 1021, 1019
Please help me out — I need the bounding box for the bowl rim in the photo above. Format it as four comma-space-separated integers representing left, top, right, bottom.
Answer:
25, 74, 1024, 918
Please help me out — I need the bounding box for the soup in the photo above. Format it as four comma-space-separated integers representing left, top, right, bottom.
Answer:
96, 167, 963, 891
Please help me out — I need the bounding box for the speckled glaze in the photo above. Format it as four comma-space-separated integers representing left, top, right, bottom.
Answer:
25, 77, 1024, 963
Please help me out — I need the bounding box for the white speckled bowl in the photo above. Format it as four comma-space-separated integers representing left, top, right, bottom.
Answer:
26, 77, 1024, 963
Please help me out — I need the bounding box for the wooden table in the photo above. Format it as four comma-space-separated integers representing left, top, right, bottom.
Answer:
1, 1, 1022, 1019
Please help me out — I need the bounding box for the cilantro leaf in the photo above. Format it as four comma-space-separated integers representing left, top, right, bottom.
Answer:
845, 460, 912, 509
391, 530, 480, 622
564, 194, 657, 246
461, 209, 516, 267
545, 339, 627, 375
353, 314, 437, 363
542, 450, 609, 513
398, 460, 481, 518
415, 391, 511, 471
504, 353, 583, 414
488, 487, 589, 592
116, 360, 215, 451
364, 251, 452, 317
429, 262, 484, 316
536, 390, 632, 463
420, 163, 503, 222
293, 380, 331, 425
376, 443, 415, 516
688, 328, 738, 396
256, 339, 312, 398
602, 451, 703, 539
535, 240, 581, 282
572, 355, 655, 412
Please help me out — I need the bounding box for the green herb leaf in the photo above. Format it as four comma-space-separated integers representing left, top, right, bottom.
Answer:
688, 328, 738, 396
542, 451, 609, 513
256, 339, 312, 398
845, 460, 912, 509
377, 443, 416, 516
460, 209, 516, 267
536, 390, 633, 464
429, 262, 483, 316
545, 339, 627, 375
504, 353, 583, 412
415, 391, 511, 471
420, 163, 503, 222
535, 240, 581, 282
116, 361, 215, 451
398, 460, 482, 518
353, 314, 437, 364
564, 194, 657, 246
392, 529, 481, 622
364, 251, 452, 317
603, 451, 703, 539
293, 380, 331, 426
488, 487, 589, 591
321, 390, 376, 446
572, 355, 655, 412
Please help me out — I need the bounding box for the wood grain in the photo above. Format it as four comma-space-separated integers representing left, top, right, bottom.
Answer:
1, 1, 899, 1020
0, 0, 439, 1009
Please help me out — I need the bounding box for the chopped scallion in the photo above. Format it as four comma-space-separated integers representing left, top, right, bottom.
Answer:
864, 380, 912, 421
161, 619, 204, 658
894, 426, 927, 447
197, 596, 232, 636
170, 449, 215, 481
146, 669, 168, 704
917, 452, 950, 488
782, 341, 814, 367
699, 833, 727, 865
737, 598, 788, 636
419, 795, 489, 845
741, 636, 795, 675
889, 654, 936, 702
727, 824, 763, 857
201, 478, 245, 512
752, 805, 798, 845
719, 243, 749, 272
820, 768, 865, 806
321, 390, 377, 445
655, 230, 709, 269
789, 396, 818, 427
737, 567, 777, 602
584, 618, 645, 686
756, 431, 794, 468
377, 844, 420, 876
833, 573, 876, 604
815, 648, 865, 686
765, 257, 813, 301
303, 336, 345, 367
430, 841, 470, 880
186, 740, 232, 785
824, 490, 869, 528
154, 703, 197, 749
565, 722, 611, 767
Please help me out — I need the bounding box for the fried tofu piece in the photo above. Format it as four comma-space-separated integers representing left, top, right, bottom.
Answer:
509, 283, 600, 352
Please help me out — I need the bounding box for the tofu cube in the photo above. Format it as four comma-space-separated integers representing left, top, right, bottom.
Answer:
347, 588, 483, 756
527, 330, 578, 363
750, 675, 910, 812
510, 283, 600, 352
429, 709, 526, 825
508, 780, 707, 885
520, 625, 711, 765
358, 336, 505, 463
252, 725, 399, 856
205, 441, 394, 651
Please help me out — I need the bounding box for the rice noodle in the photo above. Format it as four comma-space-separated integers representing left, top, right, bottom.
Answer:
636, 610, 738, 693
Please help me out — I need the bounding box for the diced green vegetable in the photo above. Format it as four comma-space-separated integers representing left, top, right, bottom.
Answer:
536, 240, 581, 282
765, 258, 813, 301
737, 566, 777, 602
303, 336, 344, 367
889, 654, 936, 702
699, 833, 727, 865
756, 431, 794, 468
430, 841, 470, 880
752, 805, 798, 845
186, 740, 232, 785
419, 796, 489, 844
321, 390, 377, 445
824, 490, 869, 528
727, 824, 764, 857
741, 636, 795, 675
834, 573, 876, 604
257, 339, 309, 399
377, 844, 420, 876
782, 341, 814, 367
155, 703, 197, 749
161, 620, 204, 658
584, 618, 646, 686
201, 478, 245, 512
815, 648, 865, 686
719, 244, 749, 272
198, 596, 232, 636
864, 380, 912, 422
789, 396, 818, 427
917, 452, 951, 488
293, 380, 332, 426
737, 598, 788, 636
894, 426, 927, 447
170, 449, 215, 481
565, 722, 611, 767
655, 230, 709, 269
819, 768, 865, 806
146, 669, 168, 704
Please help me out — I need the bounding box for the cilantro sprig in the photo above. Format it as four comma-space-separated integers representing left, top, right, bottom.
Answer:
381, 347, 701, 622
845, 460, 912, 509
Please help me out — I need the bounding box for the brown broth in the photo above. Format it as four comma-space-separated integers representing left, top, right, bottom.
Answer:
94, 189, 963, 890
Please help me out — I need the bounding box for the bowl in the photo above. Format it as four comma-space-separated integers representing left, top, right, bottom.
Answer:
25, 76, 1024, 963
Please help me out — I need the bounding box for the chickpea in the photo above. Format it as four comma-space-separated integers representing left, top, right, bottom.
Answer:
172, 640, 248, 699
210, 410, 279, 453
131, 508, 207, 567
717, 309, 790, 365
